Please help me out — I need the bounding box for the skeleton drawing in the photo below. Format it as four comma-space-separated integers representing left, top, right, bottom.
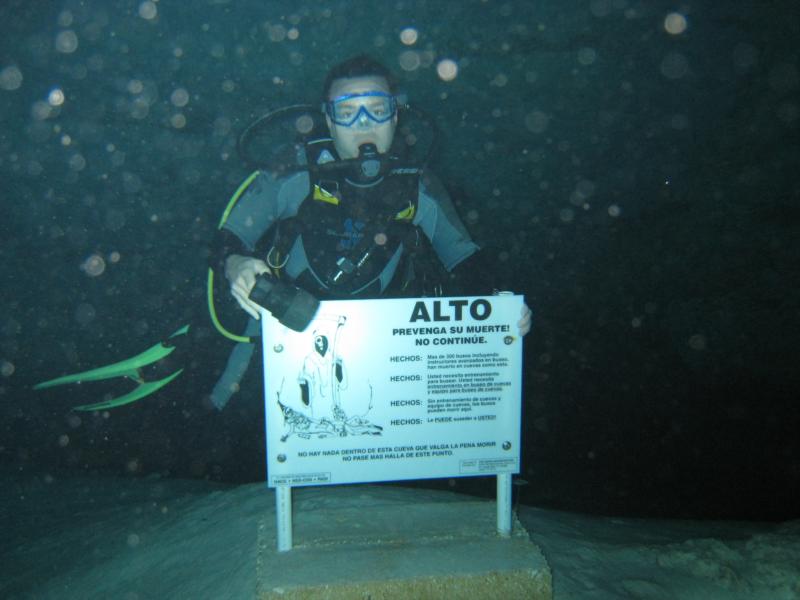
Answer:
276, 314, 382, 441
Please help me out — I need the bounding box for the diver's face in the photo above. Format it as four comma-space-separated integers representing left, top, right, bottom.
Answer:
325, 75, 397, 159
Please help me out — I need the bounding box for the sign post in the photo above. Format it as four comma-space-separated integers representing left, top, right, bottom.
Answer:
262, 295, 524, 552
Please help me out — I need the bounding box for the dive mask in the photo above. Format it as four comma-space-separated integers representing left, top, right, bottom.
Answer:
324, 91, 397, 128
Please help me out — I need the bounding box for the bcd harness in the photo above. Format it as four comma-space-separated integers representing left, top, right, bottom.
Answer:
266, 140, 423, 298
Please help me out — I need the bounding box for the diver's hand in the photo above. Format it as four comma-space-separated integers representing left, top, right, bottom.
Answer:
518, 303, 532, 337
224, 255, 271, 320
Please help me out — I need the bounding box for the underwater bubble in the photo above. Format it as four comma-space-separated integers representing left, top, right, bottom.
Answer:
436, 59, 458, 82
490, 73, 508, 87
465, 209, 479, 224
0, 360, 14, 377
27, 161, 43, 176
664, 12, 687, 35
287, 28, 299, 41
55, 30, 79, 54
577, 47, 597, 66
670, 113, 689, 130
126, 533, 141, 547
210, 43, 225, 59
608, 204, 621, 217
48, 88, 65, 106
559, 208, 575, 223
81, 254, 106, 276
130, 97, 149, 119
74, 303, 97, 326
374, 232, 387, 246
109, 251, 121, 263
0, 65, 23, 91
213, 116, 232, 137
58, 434, 70, 447
138, 1, 157, 20
127, 79, 144, 94
688, 334, 707, 351
398, 50, 421, 72
170, 87, 189, 107
660, 51, 689, 80
170, 113, 186, 129
295, 114, 314, 135
67, 414, 82, 428
524, 110, 549, 134
68, 153, 86, 171
221, 79, 235, 93
267, 23, 287, 42
575, 179, 596, 199
400, 27, 418, 46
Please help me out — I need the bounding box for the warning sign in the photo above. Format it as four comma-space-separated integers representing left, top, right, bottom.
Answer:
261, 295, 524, 487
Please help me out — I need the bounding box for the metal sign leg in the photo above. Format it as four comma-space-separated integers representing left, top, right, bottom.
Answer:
497, 473, 512, 537
276, 484, 293, 552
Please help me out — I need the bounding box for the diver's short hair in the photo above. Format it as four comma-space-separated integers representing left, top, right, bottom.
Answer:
322, 55, 398, 100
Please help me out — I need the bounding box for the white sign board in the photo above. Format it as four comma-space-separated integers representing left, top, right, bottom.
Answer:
261, 295, 523, 487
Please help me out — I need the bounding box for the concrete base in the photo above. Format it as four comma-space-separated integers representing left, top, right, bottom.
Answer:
256, 485, 552, 599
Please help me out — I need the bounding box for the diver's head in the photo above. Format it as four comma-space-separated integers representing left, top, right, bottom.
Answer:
322, 55, 398, 159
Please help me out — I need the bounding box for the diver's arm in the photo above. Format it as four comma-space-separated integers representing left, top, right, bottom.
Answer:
216, 170, 308, 318
209, 227, 271, 319
414, 174, 480, 272
414, 173, 532, 336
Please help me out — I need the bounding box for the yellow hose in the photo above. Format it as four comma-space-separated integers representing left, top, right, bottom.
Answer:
208, 170, 261, 343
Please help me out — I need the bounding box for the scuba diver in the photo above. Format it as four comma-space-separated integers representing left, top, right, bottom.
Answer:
35, 55, 531, 411
213, 54, 531, 408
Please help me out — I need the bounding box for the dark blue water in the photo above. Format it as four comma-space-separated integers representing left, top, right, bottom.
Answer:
1, 0, 797, 521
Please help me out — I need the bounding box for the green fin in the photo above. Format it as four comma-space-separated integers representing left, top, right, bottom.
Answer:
34, 325, 189, 390
34, 325, 190, 409
72, 369, 184, 411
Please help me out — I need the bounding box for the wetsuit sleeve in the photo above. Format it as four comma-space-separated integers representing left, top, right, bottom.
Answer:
221, 170, 310, 251
413, 172, 480, 271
